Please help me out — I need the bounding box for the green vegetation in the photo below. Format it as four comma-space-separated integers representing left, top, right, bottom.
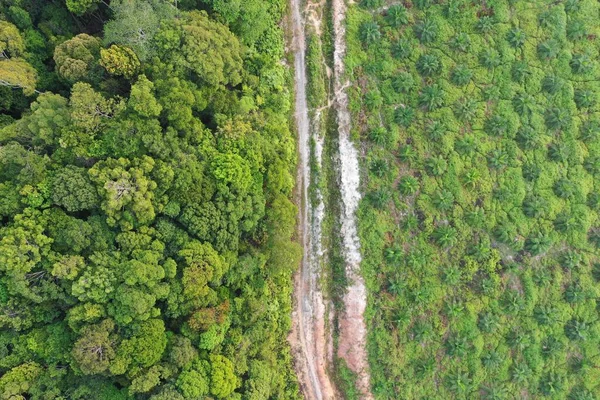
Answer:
347, 0, 600, 398
0, 0, 300, 399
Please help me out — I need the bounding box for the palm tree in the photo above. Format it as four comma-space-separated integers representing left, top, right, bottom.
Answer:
522, 162, 541, 181
480, 48, 501, 69
511, 362, 531, 384
507, 27, 526, 48
476, 16, 495, 34
569, 387, 596, 400
488, 149, 509, 169
570, 53, 593, 74
414, 19, 438, 44
589, 191, 600, 210
567, 20, 587, 41
445, 369, 472, 395
392, 71, 414, 93
548, 142, 572, 163
433, 190, 454, 211
478, 312, 499, 333
443, 265, 461, 285
394, 106, 415, 127
523, 195, 548, 218
512, 92, 535, 116
545, 107, 572, 130
534, 304, 558, 325
565, 282, 585, 303
541, 336, 564, 358
416, 54, 441, 76
369, 158, 388, 178
580, 120, 600, 142
524, 230, 552, 255
565, 319, 589, 341
398, 176, 419, 195
485, 114, 510, 136
516, 125, 539, 149
584, 156, 600, 175
432, 225, 457, 247
588, 227, 600, 248
451, 65, 472, 86
574, 89, 596, 109
419, 84, 444, 110
450, 32, 471, 52
538, 39, 560, 60
455, 136, 476, 155
360, 21, 381, 45
398, 144, 416, 163
360, 0, 383, 8
384, 246, 403, 266
426, 155, 448, 176
561, 250, 583, 270
368, 188, 390, 209
481, 350, 504, 370
368, 126, 389, 146
511, 61, 531, 83
386, 5, 408, 28
465, 207, 485, 228
454, 97, 478, 122
542, 75, 563, 94
392, 38, 413, 59
426, 120, 445, 140
554, 178, 578, 199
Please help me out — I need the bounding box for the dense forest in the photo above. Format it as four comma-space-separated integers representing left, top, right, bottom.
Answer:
0, 0, 302, 398
348, 0, 600, 398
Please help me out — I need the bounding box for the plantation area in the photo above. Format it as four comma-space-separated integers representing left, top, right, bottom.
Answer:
0, 0, 301, 399
347, 0, 600, 398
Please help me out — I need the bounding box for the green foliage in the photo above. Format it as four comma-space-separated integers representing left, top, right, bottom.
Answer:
350, 1, 600, 398
53, 34, 102, 83
0, 0, 301, 397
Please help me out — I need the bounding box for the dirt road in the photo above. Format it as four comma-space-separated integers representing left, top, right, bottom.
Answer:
289, 0, 373, 397
331, 0, 374, 397
289, 0, 337, 398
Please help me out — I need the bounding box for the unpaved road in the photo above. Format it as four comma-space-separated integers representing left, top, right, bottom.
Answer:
289, 0, 337, 398
289, 0, 373, 397
331, 0, 374, 397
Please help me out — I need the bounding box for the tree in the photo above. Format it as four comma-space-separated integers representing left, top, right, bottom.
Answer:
419, 84, 444, 110
432, 225, 457, 247
524, 230, 552, 255
476, 16, 495, 34
451, 65, 472, 86
414, 19, 437, 43
507, 27, 526, 47
209, 355, 238, 398
0, 58, 37, 95
538, 39, 560, 60
360, 22, 381, 45
66, 0, 100, 15
100, 45, 140, 79
104, 0, 174, 62
0, 21, 25, 57
53, 34, 102, 83
178, 11, 243, 87
386, 5, 408, 28
0, 362, 42, 399
72, 319, 117, 375
52, 165, 99, 212
88, 156, 157, 229
398, 176, 419, 195
416, 54, 441, 77
128, 75, 162, 118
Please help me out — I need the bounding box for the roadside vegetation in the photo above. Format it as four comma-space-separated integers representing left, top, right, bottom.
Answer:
0, 0, 301, 398
347, 0, 600, 398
